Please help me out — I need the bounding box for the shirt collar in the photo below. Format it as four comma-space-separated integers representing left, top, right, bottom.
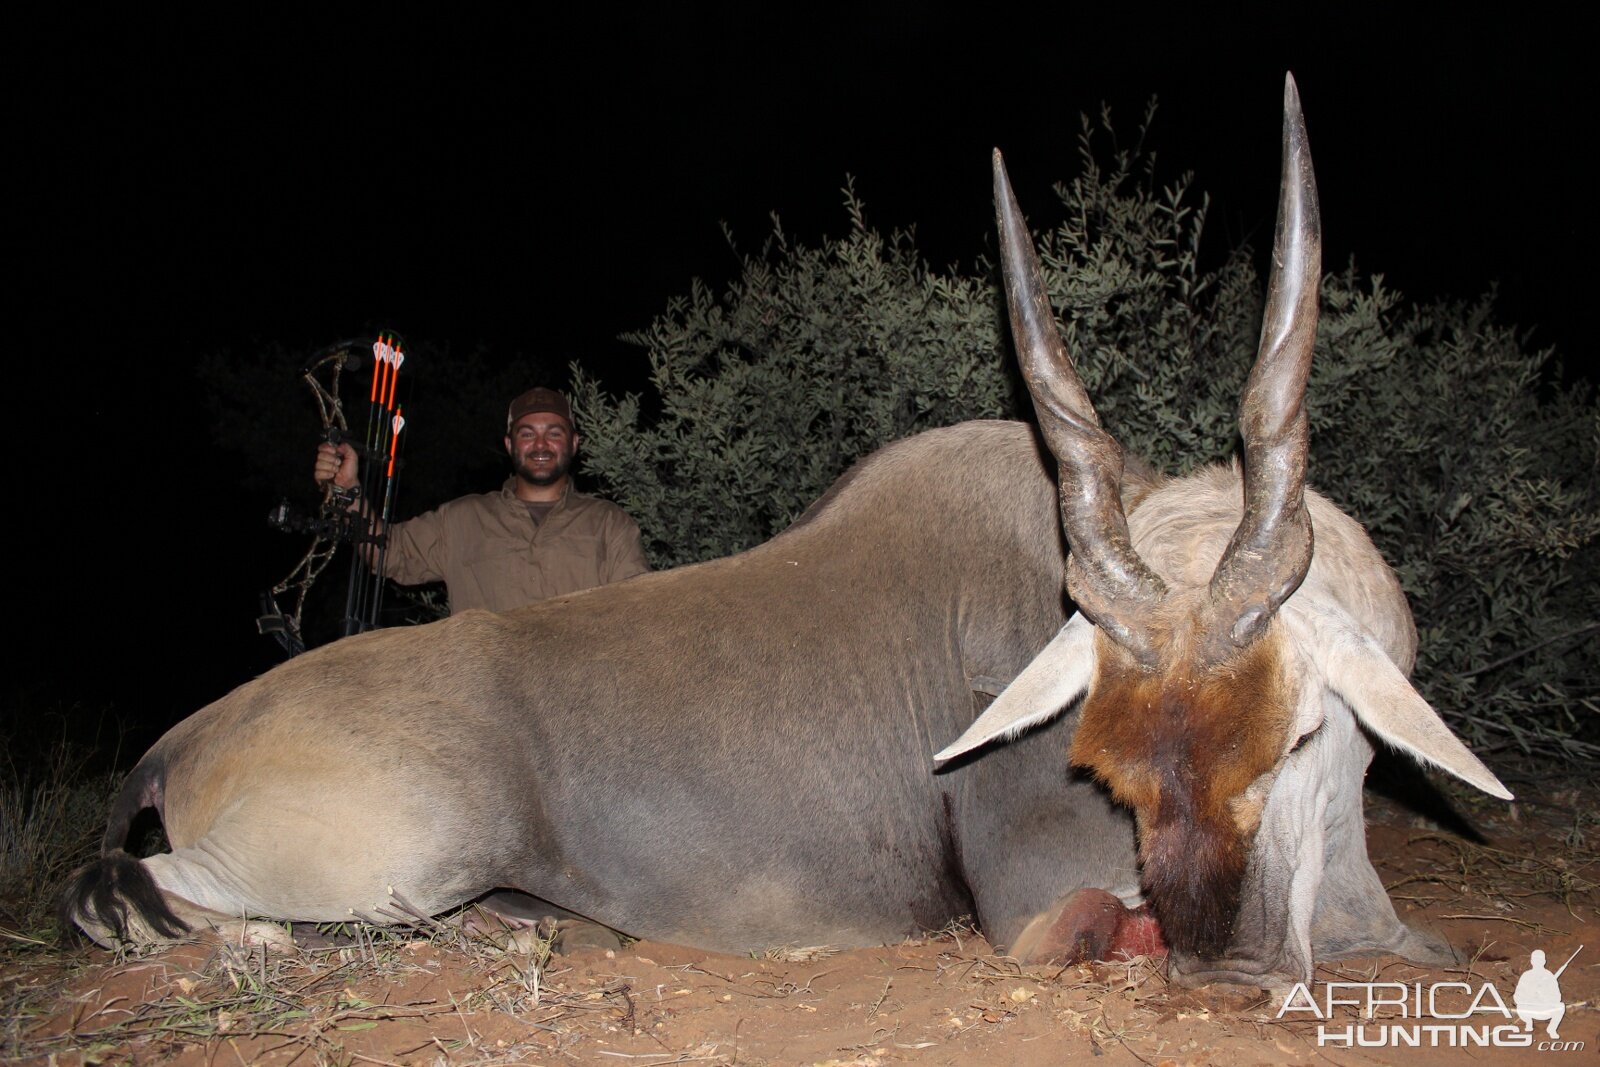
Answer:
499, 477, 572, 509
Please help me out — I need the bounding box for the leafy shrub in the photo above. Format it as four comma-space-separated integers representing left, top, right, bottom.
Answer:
572, 187, 1020, 567
1311, 282, 1599, 761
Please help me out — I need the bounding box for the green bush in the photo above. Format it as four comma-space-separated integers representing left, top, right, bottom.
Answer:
575, 107, 1598, 763
572, 185, 1020, 567
1311, 282, 1599, 761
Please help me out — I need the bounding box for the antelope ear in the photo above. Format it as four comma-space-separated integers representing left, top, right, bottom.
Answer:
935, 613, 1097, 763
1308, 612, 1513, 800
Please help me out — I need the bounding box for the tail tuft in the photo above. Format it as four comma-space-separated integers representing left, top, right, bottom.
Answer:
59, 851, 187, 946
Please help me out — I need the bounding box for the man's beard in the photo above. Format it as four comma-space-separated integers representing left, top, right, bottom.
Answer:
515, 450, 573, 487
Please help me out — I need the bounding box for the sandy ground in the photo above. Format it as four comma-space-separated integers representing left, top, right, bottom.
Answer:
4, 774, 1596, 1066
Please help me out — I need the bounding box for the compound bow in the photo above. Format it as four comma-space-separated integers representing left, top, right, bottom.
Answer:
258, 334, 409, 657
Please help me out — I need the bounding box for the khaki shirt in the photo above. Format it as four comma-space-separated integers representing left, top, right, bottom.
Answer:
382, 479, 650, 613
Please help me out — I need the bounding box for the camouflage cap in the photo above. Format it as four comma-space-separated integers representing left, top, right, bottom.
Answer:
506, 387, 573, 432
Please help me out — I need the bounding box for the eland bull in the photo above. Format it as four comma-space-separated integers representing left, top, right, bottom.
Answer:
64, 76, 1509, 988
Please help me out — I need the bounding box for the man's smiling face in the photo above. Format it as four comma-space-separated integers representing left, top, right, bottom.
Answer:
506, 412, 578, 487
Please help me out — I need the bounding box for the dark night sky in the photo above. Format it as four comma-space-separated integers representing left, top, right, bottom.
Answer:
7, 10, 1588, 736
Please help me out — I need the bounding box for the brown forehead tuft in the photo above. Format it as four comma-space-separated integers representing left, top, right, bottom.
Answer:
1068, 627, 1291, 813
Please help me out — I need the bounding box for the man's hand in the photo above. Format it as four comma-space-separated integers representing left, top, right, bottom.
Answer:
315, 441, 360, 491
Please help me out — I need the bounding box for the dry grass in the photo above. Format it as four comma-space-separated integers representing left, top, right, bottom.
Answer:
1385, 829, 1598, 926
758, 944, 839, 963
1374, 771, 1600, 925
0, 718, 123, 941
1, 911, 627, 1065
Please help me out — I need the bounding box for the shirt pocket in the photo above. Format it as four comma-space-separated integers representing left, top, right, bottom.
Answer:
462, 543, 536, 612
532, 531, 607, 597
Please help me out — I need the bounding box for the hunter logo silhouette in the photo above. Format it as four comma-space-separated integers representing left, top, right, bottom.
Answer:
1515, 946, 1580, 1040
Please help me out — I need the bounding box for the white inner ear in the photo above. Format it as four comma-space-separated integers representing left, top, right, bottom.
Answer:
935, 613, 1097, 763
1294, 606, 1513, 801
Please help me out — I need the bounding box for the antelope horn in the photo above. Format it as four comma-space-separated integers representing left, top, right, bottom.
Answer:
1202, 73, 1321, 660
994, 149, 1167, 664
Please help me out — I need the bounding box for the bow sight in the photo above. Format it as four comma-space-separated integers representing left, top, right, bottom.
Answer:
258, 333, 410, 657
